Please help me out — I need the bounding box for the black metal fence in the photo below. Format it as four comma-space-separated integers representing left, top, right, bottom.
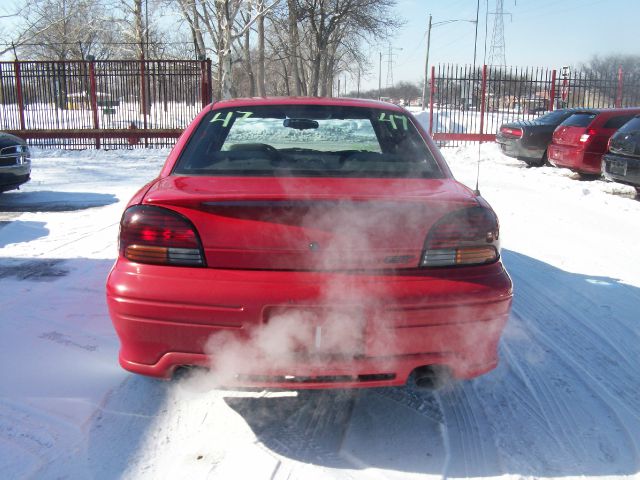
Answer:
428, 64, 640, 145
0, 59, 212, 148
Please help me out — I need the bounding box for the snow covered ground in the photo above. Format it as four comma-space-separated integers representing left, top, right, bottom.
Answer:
1, 143, 639, 479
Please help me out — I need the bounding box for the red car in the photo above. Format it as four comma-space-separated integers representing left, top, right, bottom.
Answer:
548, 108, 640, 175
106, 97, 513, 389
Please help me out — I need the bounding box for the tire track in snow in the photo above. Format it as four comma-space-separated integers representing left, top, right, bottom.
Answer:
506, 253, 640, 413
435, 383, 502, 478
477, 253, 640, 475
515, 289, 640, 412
495, 309, 640, 475
0, 398, 84, 478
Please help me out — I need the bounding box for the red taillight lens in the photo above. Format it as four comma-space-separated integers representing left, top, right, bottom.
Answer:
421, 206, 500, 267
119, 205, 205, 266
500, 126, 523, 138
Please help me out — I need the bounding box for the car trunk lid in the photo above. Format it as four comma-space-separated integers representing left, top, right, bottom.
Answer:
553, 125, 589, 146
143, 176, 478, 271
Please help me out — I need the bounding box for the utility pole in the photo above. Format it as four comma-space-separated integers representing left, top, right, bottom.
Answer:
472, 0, 480, 73
420, 14, 477, 110
378, 51, 382, 99
421, 14, 432, 110
483, 0, 489, 65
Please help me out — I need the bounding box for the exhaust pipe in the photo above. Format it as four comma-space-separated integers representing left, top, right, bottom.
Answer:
412, 365, 450, 390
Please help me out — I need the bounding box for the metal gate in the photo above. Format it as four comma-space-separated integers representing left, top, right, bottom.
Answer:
0, 59, 212, 148
427, 64, 640, 146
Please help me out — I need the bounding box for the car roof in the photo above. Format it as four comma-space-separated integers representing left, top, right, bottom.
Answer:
570, 107, 640, 117
209, 96, 406, 112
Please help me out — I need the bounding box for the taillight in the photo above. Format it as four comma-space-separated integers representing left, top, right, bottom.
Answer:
421, 206, 499, 267
580, 128, 597, 143
119, 205, 205, 267
500, 126, 523, 138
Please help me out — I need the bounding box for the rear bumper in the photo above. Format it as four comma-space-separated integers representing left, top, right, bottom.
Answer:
106, 260, 513, 388
496, 135, 544, 162
602, 153, 640, 188
548, 144, 601, 173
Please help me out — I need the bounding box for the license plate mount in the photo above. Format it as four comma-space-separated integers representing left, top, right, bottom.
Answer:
265, 307, 366, 356
609, 159, 627, 176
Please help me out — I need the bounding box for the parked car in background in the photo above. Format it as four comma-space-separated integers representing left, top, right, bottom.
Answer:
106, 97, 513, 389
496, 108, 581, 166
602, 115, 640, 196
548, 108, 640, 176
0, 132, 31, 193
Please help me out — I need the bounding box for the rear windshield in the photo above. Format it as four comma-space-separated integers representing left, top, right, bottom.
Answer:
536, 110, 574, 125
561, 112, 597, 127
603, 115, 635, 129
173, 105, 442, 178
616, 116, 640, 133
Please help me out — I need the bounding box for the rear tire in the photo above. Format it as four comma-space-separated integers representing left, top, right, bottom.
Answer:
577, 172, 601, 180
523, 150, 547, 167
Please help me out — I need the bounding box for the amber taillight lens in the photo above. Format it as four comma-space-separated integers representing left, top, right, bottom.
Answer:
421, 206, 500, 267
119, 205, 205, 266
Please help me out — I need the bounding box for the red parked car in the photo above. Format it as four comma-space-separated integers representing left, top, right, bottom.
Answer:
548, 108, 640, 176
106, 97, 513, 389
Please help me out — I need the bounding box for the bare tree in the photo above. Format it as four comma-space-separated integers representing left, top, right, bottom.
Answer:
168, 0, 278, 98
582, 54, 640, 78
10, 0, 116, 60
255, 0, 266, 96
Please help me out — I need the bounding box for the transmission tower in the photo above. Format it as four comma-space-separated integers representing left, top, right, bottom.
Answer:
386, 43, 395, 88
387, 42, 402, 88
488, 0, 507, 66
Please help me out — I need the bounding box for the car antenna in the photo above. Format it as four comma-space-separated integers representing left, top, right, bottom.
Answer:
474, 142, 481, 196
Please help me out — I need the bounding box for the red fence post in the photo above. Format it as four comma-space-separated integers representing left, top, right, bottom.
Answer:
549, 69, 557, 111
14, 61, 26, 130
88, 60, 101, 149
140, 56, 148, 147
429, 65, 435, 137
616, 66, 624, 108
479, 65, 487, 138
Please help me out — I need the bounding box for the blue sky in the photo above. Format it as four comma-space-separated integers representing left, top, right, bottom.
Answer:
356, 0, 640, 91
